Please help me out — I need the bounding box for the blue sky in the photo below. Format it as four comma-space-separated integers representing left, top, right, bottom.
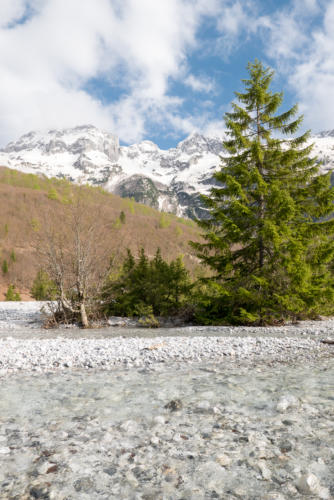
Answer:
0, 0, 333, 148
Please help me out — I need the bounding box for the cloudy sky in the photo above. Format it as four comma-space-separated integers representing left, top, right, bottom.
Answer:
0, 0, 333, 148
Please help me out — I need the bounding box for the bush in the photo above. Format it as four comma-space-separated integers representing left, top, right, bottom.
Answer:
10, 250, 16, 262
102, 248, 193, 318
31, 269, 57, 300
135, 304, 159, 328
5, 284, 21, 301
2, 259, 8, 274
119, 211, 126, 224
47, 188, 59, 201
158, 213, 171, 229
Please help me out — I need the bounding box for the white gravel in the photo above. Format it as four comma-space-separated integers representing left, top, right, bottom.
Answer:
0, 302, 333, 376
0, 335, 332, 376
0, 301, 45, 329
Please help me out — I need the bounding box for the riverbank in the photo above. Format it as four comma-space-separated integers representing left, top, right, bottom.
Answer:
0, 301, 333, 377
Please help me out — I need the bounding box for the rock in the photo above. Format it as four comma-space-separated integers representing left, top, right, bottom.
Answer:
164, 399, 182, 411
195, 400, 211, 412
279, 440, 293, 453
153, 415, 165, 425
120, 420, 139, 434
29, 485, 50, 499
0, 446, 10, 454
37, 462, 55, 475
232, 487, 248, 498
263, 493, 286, 500
107, 317, 138, 327
197, 461, 227, 494
73, 476, 94, 492
125, 471, 139, 488
216, 454, 231, 467
103, 467, 117, 477
296, 473, 330, 498
257, 459, 272, 480
276, 394, 299, 412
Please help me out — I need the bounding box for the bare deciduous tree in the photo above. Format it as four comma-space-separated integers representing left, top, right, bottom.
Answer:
35, 187, 115, 327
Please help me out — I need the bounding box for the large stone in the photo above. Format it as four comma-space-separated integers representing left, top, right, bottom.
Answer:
296, 473, 330, 498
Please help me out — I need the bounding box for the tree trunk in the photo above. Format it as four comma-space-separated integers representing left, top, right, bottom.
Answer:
80, 303, 89, 328
257, 105, 264, 270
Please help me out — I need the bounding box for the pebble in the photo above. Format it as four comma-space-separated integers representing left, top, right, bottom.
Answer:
216, 454, 231, 467
0, 446, 11, 454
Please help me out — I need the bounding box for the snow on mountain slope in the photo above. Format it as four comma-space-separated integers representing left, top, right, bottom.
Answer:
1, 125, 334, 218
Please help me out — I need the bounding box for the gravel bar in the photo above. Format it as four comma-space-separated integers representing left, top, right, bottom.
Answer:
0, 335, 333, 376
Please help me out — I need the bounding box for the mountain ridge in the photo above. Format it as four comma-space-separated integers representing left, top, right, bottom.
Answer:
1, 124, 334, 218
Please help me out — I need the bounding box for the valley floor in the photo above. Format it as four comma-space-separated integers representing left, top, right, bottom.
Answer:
0, 302, 333, 499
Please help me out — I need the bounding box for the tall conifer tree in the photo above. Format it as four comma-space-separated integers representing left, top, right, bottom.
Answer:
192, 60, 334, 324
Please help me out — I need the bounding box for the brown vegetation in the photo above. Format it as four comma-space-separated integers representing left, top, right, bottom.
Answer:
0, 166, 202, 300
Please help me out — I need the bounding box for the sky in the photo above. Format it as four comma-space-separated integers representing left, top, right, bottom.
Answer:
0, 0, 333, 149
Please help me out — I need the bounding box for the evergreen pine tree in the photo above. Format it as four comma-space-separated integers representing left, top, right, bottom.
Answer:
102, 248, 192, 317
191, 60, 334, 324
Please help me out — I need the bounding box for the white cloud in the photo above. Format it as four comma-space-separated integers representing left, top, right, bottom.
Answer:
184, 75, 215, 93
0, 0, 229, 146
4, 0, 332, 147
263, 0, 334, 133
203, 119, 226, 139
0, 0, 26, 28
212, 1, 271, 59
217, 2, 250, 36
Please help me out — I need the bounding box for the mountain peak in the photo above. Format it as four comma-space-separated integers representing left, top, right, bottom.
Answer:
178, 131, 223, 156
314, 129, 334, 138
2, 125, 119, 160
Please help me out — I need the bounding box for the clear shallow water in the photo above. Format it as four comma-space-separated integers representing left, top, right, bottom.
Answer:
0, 359, 333, 499
1, 322, 333, 340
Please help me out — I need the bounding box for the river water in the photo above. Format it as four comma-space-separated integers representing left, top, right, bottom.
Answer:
1, 356, 333, 499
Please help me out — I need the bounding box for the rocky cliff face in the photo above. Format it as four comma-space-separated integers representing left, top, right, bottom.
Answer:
1, 125, 334, 218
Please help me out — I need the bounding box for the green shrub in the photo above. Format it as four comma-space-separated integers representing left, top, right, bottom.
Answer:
10, 250, 16, 262
5, 284, 21, 301
135, 304, 159, 328
30, 218, 40, 232
119, 211, 126, 224
158, 213, 171, 229
102, 248, 192, 317
31, 270, 57, 300
47, 188, 59, 201
2, 259, 8, 274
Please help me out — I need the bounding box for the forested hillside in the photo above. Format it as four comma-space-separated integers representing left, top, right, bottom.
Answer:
0, 167, 201, 300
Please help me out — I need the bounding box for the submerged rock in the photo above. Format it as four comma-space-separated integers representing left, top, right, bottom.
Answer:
164, 399, 182, 411
276, 394, 299, 412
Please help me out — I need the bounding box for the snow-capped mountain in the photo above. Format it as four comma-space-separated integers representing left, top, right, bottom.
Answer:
1, 124, 334, 218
